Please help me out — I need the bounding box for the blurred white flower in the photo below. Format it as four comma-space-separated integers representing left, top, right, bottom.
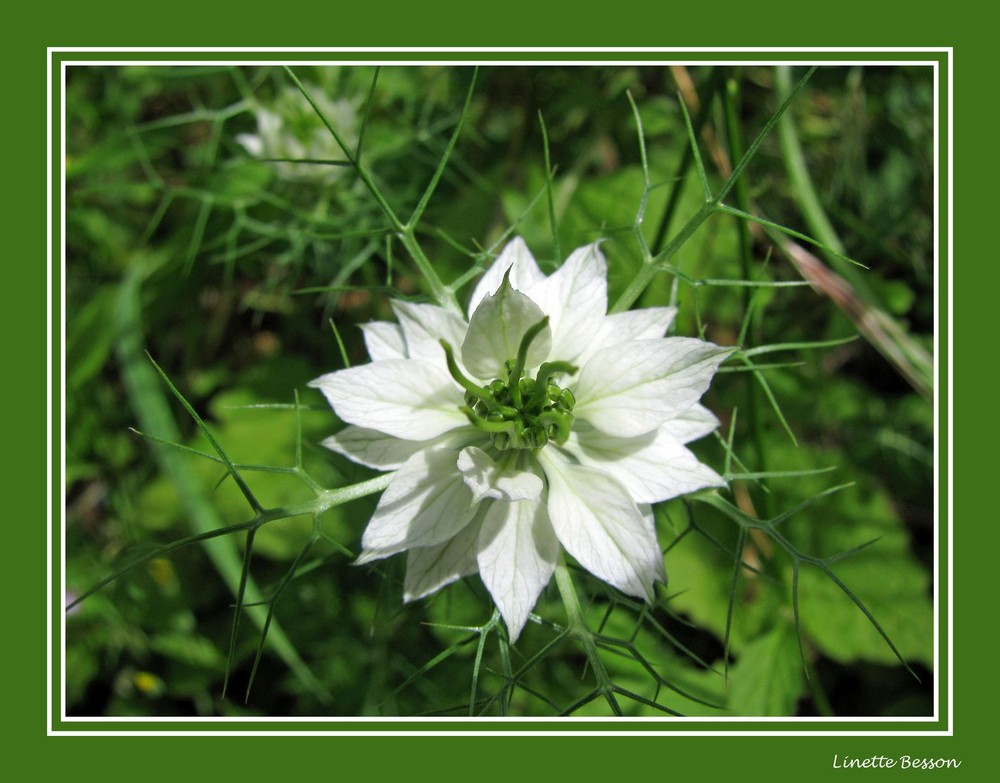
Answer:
310, 238, 731, 640
237, 83, 357, 184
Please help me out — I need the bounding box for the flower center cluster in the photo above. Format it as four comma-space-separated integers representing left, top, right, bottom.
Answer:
441, 316, 576, 452
466, 368, 576, 451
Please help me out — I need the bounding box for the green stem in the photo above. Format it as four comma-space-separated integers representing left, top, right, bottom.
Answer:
774, 67, 868, 296
615, 68, 817, 314
650, 68, 724, 254
284, 67, 461, 316
611, 202, 716, 313
553, 559, 587, 632
553, 557, 622, 715
115, 257, 331, 702
775, 66, 844, 258
724, 75, 770, 517
267, 473, 395, 523
397, 228, 462, 316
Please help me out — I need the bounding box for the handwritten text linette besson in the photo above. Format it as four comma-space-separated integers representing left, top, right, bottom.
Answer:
832, 755, 961, 770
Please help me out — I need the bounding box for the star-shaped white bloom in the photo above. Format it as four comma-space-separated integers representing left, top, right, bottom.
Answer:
237, 83, 358, 184
310, 238, 732, 640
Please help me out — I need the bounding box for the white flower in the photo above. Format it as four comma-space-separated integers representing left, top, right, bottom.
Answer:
310, 238, 732, 641
237, 83, 358, 184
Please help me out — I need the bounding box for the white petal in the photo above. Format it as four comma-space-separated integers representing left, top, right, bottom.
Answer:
360, 321, 407, 361
236, 133, 263, 156
322, 424, 474, 471
457, 446, 544, 503
390, 300, 469, 364
468, 237, 546, 317
309, 359, 466, 441
403, 516, 483, 602
257, 109, 282, 140
462, 276, 552, 380
638, 504, 667, 582
356, 446, 476, 562
477, 499, 559, 641
574, 307, 678, 370
523, 243, 608, 364
322, 425, 425, 470
597, 307, 677, 347
573, 338, 733, 438
660, 403, 720, 444
566, 426, 725, 504
538, 450, 662, 601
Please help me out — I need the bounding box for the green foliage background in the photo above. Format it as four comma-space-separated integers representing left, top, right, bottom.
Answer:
64, 64, 936, 718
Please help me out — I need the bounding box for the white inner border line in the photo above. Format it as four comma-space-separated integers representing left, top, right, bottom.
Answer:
50, 48, 953, 736
57, 59, 939, 67
946, 47, 955, 736
46, 42, 54, 739
52, 46, 951, 53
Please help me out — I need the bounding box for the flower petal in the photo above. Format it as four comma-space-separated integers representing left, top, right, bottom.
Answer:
638, 504, 667, 583
322, 425, 480, 471
457, 446, 544, 503
477, 499, 558, 641
660, 403, 720, 444
391, 300, 469, 364
524, 242, 608, 364
538, 450, 662, 600
597, 306, 677, 347
468, 237, 546, 317
403, 516, 483, 602
236, 133, 263, 156
573, 338, 733, 438
566, 425, 725, 504
309, 359, 466, 441
360, 321, 407, 361
574, 306, 678, 370
356, 446, 476, 563
322, 425, 426, 470
462, 276, 552, 380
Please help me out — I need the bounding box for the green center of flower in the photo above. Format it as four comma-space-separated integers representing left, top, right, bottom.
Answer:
441, 316, 576, 452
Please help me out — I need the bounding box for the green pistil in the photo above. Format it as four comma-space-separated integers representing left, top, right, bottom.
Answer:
441, 322, 576, 452
508, 316, 550, 408
528, 362, 577, 409
441, 340, 516, 417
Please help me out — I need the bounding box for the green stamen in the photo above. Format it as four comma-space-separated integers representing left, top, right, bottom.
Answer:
441, 340, 505, 414
537, 410, 572, 444
461, 405, 517, 434
444, 320, 575, 452
528, 361, 578, 409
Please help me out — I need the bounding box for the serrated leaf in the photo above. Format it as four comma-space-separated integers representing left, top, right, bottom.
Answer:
726, 620, 805, 716
797, 550, 932, 666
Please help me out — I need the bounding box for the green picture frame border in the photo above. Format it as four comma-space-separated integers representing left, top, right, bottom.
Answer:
12, 4, 976, 770
48, 47, 950, 736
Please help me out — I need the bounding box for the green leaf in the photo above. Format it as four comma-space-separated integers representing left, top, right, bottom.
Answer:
797, 535, 933, 667
208, 161, 273, 199
135, 383, 347, 560
770, 445, 933, 668
726, 620, 805, 716
149, 631, 225, 669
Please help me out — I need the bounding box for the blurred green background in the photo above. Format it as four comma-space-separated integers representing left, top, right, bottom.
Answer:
63, 64, 936, 718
